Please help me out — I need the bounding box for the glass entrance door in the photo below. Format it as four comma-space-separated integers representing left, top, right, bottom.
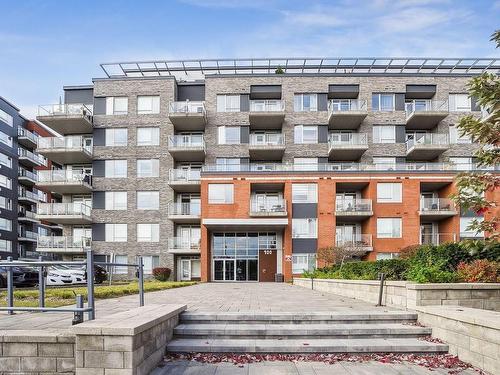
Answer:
180, 259, 191, 281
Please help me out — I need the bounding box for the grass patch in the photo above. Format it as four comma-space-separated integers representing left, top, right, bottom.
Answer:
0, 281, 197, 308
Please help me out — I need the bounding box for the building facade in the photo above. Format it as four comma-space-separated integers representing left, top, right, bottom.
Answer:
34, 58, 499, 281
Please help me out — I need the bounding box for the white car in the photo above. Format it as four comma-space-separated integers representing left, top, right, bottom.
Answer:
46, 266, 86, 286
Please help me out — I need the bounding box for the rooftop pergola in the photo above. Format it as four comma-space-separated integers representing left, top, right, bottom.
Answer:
100, 57, 500, 79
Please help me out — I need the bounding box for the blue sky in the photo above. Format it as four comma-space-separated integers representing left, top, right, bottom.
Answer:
1, 0, 499, 117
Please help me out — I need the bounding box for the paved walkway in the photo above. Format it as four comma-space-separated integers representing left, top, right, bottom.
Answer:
0, 283, 386, 330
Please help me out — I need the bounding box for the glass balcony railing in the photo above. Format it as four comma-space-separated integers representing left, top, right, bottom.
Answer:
37, 202, 92, 217
19, 230, 38, 240
406, 134, 449, 150
249, 133, 285, 146
37, 170, 92, 185
336, 199, 372, 213
420, 233, 457, 245
18, 210, 37, 220
18, 167, 37, 181
168, 237, 201, 251
37, 236, 91, 250
168, 169, 201, 183
18, 148, 47, 166
250, 199, 286, 215
420, 198, 455, 212
168, 202, 201, 216
168, 135, 205, 149
17, 127, 38, 143
405, 100, 448, 118
249, 99, 285, 112
38, 103, 92, 117
336, 234, 372, 248
329, 99, 367, 112
38, 136, 93, 153
169, 101, 206, 114
329, 133, 368, 146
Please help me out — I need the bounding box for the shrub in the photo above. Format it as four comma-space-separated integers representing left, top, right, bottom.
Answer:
404, 261, 458, 283
152, 267, 171, 281
456, 259, 499, 283
304, 259, 408, 281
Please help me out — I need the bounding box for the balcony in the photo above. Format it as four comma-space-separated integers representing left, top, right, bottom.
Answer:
419, 198, 457, 220
18, 230, 38, 242
328, 100, 368, 129
420, 233, 457, 245
17, 127, 38, 148
335, 234, 373, 252
249, 100, 285, 128
328, 133, 368, 160
168, 101, 206, 131
167, 202, 201, 223
37, 170, 92, 194
249, 133, 285, 160
37, 202, 92, 224
18, 210, 39, 224
249, 198, 287, 217
406, 134, 449, 160
335, 199, 373, 221
167, 238, 201, 255
405, 100, 449, 130
18, 188, 46, 204
37, 236, 90, 254
168, 169, 201, 192
37, 136, 93, 164
167, 135, 205, 161
18, 167, 37, 186
18, 148, 46, 168
37, 104, 93, 134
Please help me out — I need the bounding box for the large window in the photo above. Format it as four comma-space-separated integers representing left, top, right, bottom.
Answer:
376, 218, 402, 238
0, 109, 13, 126
212, 232, 275, 258
450, 157, 473, 171
294, 125, 318, 144
217, 126, 240, 144
137, 191, 160, 210
0, 239, 12, 252
142, 255, 160, 274
0, 218, 11, 231
137, 96, 160, 114
216, 95, 240, 112
137, 159, 159, 178
105, 160, 127, 178
377, 183, 402, 203
137, 127, 160, 146
460, 217, 484, 238
0, 153, 11, 168
373, 157, 397, 170
0, 197, 11, 210
105, 224, 127, 242
373, 126, 396, 143
372, 93, 395, 111
105, 128, 128, 146
449, 125, 471, 144
294, 94, 318, 112
208, 184, 234, 204
376, 253, 399, 260
294, 157, 318, 171
106, 97, 128, 115
104, 192, 127, 210
292, 218, 318, 238
0, 131, 12, 147
449, 94, 471, 111
0, 175, 11, 189
113, 255, 128, 274
292, 254, 316, 273
137, 223, 160, 242
216, 158, 242, 171
292, 184, 318, 203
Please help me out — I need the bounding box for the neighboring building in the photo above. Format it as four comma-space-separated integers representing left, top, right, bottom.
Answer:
34, 58, 500, 281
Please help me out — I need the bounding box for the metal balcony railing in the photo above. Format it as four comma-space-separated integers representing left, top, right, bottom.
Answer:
38, 202, 92, 217
249, 99, 285, 112
329, 133, 368, 146
168, 169, 201, 182
37, 170, 92, 185
18, 167, 37, 181
18, 188, 47, 202
406, 134, 449, 150
19, 230, 38, 240
336, 233, 372, 248
167, 135, 205, 149
420, 233, 457, 245
38, 136, 93, 154
420, 198, 455, 212
17, 127, 38, 143
38, 103, 93, 117
37, 236, 91, 250
168, 238, 201, 250
249, 133, 285, 146
18, 210, 37, 220
405, 100, 449, 118
18, 148, 47, 166
328, 99, 367, 112
168, 202, 201, 216
169, 101, 206, 114
336, 199, 372, 213
250, 199, 287, 215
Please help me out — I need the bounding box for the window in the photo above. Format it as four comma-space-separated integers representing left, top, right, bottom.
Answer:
216, 158, 242, 171
460, 217, 484, 238
113, 255, 128, 274
0, 153, 11, 168
0, 109, 13, 126
105, 224, 127, 242
373, 126, 396, 143
449, 94, 471, 111
137, 191, 160, 210
449, 125, 471, 144
450, 157, 473, 171
105, 160, 127, 178
377, 218, 402, 238
137, 127, 160, 146
373, 157, 397, 170
142, 255, 160, 274
216, 95, 240, 112
208, 184, 233, 204
217, 126, 240, 144
0, 239, 12, 252
137, 159, 159, 177
105, 192, 127, 210
106, 97, 128, 115
376, 253, 399, 260
0, 218, 12, 231
0, 131, 12, 147
292, 184, 317, 203
0, 175, 11, 189
292, 254, 316, 273
372, 93, 395, 111
294, 158, 318, 171
137, 96, 160, 114
105, 128, 128, 146
294, 125, 318, 144
0, 197, 11, 210
137, 223, 160, 242
292, 218, 318, 238
377, 183, 402, 203
294, 94, 318, 112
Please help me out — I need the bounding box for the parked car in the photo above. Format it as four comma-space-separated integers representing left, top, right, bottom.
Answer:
0, 266, 39, 288
46, 267, 73, 286
46, 265, 107, 286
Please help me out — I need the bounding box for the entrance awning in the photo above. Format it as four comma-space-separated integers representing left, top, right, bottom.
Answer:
202, 218, 288, 231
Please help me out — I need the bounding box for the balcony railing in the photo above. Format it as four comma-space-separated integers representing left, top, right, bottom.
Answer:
168, 169, 201, 183
18, 210, 37, 220
19, 188, 44, 202
420, 233, 457, 245
167, 135, 205, 149
37, 170, 92, 185
168, 238, 201, 251
249, 133, 285, 146
405, 100, 448, 118
329, 99, 367, 112
336, 199, 372, 213
168, 202, 201, 216
420, 198, 455, 212
169, 101, 206, 114
38, 103, 92, 118
37, 202, 92, 217
37, 236, 91, 250
18, 167, 37, 181
19, 230, 38, 240
38, 136, 93, 153
249, 100, 285, 112
406, 134, 449, 150
336, 234, 372, 248
18, 148, 47, 166
250, 199, 287, 215
329, 133, 368, 146
17, 127, 38, 143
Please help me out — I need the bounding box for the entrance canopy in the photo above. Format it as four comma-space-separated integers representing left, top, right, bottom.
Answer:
202, 218, 288, 231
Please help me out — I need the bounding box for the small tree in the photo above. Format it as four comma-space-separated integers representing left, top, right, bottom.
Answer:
275, 65, 285, 74
452, 30, 500, 244
317, 245, 366, 269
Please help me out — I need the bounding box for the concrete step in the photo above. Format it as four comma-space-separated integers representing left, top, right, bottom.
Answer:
173, 323, 432, 339
167, 337, 448, 354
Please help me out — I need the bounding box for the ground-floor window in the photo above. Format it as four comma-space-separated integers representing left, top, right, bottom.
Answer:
376, 252, 399, 260
142, 255, 159, 274
292, 253, 316, 274
113, 254, 129, 274
178, 256, 201, 281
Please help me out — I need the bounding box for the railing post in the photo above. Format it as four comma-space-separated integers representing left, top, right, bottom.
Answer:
86, 249, 95, 320
377, 272, 386, 307
138, 256, 145, 307
38, 256, 45, 309
72, 294, 84, 325
6, 256, 14, 315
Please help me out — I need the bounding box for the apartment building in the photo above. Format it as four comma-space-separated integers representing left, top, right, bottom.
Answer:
34, 58, 500, 281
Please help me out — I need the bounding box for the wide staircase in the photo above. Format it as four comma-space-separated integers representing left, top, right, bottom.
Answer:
167, 311, 448, 353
